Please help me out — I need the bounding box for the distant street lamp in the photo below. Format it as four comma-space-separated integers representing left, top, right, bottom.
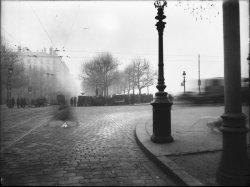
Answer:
151, 0, 173, 143
182, 71, 186, 94
7, 67, 13, 108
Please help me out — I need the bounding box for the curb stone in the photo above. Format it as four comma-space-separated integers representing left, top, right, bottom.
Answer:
135, 123, 204, 186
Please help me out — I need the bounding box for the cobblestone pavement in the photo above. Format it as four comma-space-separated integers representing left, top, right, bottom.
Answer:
1, 106, 56, 152
0, 105, 177, 186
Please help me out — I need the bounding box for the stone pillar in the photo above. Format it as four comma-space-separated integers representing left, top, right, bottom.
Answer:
151, 0, 173, 143
216, 0, 250, 185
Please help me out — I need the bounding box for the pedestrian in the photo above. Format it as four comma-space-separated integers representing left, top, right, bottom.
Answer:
20, 98, 23, 108
70, 97, 73, 107
17, 97, 20, 108
21, 98, 25, 108
20, 98, 22, 108
6, 99, 11, 108
23, 98, 26, 108
11, 98, 15, 108
31, 99, 34, 107
73, 97, 77, 107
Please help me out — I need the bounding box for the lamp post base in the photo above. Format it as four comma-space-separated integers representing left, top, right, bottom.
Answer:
151, 134, 173, 143
151, 92, 173, 144
216, 167, 250, 186
216, 113, 250, 185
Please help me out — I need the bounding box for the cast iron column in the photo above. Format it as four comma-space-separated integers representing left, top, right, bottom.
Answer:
151, 0, 173, 143
216, 0, 250, 185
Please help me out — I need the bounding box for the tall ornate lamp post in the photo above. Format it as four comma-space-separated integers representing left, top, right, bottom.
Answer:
151, 0, 173, 143
7, 67, 13, 108
182, 71, 186, 94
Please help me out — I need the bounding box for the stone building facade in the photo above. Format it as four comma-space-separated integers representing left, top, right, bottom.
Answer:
2, 46, 77, 105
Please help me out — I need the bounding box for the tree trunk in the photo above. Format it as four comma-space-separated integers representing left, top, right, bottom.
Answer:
139, 88, 141, 103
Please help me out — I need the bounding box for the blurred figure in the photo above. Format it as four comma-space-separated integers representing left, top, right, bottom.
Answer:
57, 94, 66, 105
73, 97, 77, 107
6, 99, 9, 108
17, 97, 20, 108
11, 98, 15, 108
20, 98, 23, 108
21, 98, 25, 108
53, 94, 74, 128
70, 97, 73, 107
31, 99, 35, 107
23, 98, 26, 108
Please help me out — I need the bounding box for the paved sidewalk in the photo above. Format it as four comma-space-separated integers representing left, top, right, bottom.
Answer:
135, 105, 250, 186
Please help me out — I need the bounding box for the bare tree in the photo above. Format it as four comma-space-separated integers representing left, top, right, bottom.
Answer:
80, 59, 102, 96
112, 70, 124, 95
123, 64, 134, 95
79, 52, 118, 97
1, 43, 21, 87
1, 43, 29, 103
101, 53, 118, 97
144, 61, 156, 95
132, 58, 155, 102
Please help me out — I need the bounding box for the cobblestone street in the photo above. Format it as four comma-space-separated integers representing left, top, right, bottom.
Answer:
0, 105, 177, 186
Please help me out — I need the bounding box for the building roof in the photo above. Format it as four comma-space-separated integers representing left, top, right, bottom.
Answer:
18, 51, 59, 58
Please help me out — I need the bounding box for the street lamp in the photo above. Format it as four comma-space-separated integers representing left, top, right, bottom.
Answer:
182, 71, 186, 94
7, 67, 13, 108
151, 0, 173, 143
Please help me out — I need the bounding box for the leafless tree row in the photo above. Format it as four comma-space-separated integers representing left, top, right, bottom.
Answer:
79, 52, 156, 100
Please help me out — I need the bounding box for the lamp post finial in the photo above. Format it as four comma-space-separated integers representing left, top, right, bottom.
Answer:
154, 0, 167, 9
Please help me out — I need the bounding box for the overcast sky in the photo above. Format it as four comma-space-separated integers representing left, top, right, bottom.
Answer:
2, 0, 249, 94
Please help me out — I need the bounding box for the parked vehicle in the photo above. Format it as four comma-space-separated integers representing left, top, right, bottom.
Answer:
33, 97, 47, 107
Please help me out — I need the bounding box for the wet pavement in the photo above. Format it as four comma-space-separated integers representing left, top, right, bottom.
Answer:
0, 105, 177, 186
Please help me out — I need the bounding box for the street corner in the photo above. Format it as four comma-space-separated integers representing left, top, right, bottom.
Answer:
135, 118, 204, 186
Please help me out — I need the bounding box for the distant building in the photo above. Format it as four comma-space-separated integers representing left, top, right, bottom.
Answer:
3, 46, 77, 105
